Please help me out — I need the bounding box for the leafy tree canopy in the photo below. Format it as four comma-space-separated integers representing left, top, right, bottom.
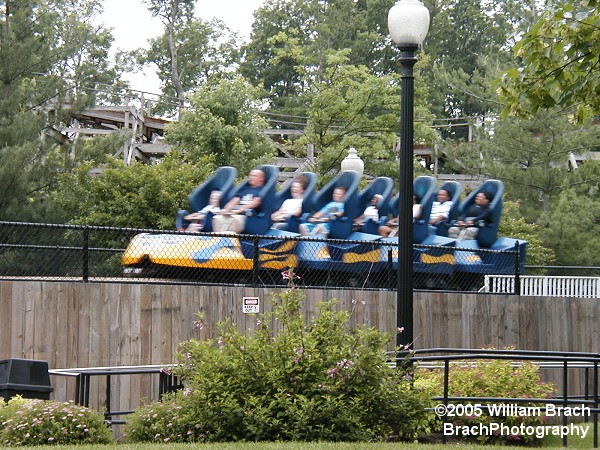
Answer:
498, 0, 600, 120
0, 0, 123, 222
439, 110, 600, 219
54, 151, 215, 229
165, 76, 276, 175
292, 50, 437, 181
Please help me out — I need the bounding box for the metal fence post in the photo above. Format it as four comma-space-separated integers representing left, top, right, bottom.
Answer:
82, 227, 89, 282
514, 241, 520, 295
252, 237, 259, 287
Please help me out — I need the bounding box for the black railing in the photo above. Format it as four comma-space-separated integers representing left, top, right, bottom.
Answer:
49, 365, 181, 426
396, 348, 600, 448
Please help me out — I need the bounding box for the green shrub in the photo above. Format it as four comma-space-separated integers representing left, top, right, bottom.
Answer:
0, 397, 114, 446
125, 271, 435, 443
414, 356, 556, 445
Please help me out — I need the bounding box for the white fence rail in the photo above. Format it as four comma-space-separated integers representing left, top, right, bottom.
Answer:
483, 275, 600, 298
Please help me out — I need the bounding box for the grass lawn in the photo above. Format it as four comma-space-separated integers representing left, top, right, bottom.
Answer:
12, 429, 598, 450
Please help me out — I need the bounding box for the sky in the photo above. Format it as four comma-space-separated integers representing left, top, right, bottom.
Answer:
97, 0, 266, 95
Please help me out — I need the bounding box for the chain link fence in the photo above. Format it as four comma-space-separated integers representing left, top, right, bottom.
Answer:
0, 221, 522, 292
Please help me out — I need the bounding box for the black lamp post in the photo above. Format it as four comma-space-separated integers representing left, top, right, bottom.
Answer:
388, 0, 430, 349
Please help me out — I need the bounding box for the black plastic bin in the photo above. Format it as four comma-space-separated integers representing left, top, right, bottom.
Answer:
0, 358, 53, 401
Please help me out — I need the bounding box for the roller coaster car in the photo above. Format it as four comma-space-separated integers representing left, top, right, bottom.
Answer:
229, 164, 280, 235
122, 173, 527, 289
447, 179, 504, 247
431, 180, 462, 237
297, 170, 362, 239
122, 229, 301, 277
454, 237, 527, 275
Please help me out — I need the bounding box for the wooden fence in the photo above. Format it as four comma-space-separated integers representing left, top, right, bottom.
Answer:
1, 280, 598, 415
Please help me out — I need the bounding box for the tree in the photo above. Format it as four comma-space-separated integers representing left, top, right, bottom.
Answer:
499, 0, 600, 120
292, 52, 437, 180
0, 0, 122, 222
439, 110, 600, 219
142, 0, 195, 116
139, 15, 239, 117
537, 188, 600, 266
422, 0, 533, 124
240, 0, 394, 112
499, 200, 555, 270
165, 77, 276, 175
53, 152, 215, 229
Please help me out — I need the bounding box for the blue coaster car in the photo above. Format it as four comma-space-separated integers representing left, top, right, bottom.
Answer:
454, 237, 527, 275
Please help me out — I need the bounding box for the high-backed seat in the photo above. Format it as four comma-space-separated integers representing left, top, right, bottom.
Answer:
357, 176, 394, 224
412, 175, 436, 243
176, 166, 237, 231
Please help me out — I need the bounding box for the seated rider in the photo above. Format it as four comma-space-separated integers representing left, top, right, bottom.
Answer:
379, 195, 421, 238
184, 190, 221, 233
428, 189, 453, 233
353, 194, 382, 229
448, 191, 492, 241
212, 169, 266, 234
271, 175, 309, 230
299, 187, 347, 236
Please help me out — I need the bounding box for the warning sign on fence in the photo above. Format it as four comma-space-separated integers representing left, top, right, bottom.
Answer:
242, 297, 260, 314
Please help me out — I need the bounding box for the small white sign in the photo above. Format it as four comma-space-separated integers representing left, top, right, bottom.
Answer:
243, 297, 260, 314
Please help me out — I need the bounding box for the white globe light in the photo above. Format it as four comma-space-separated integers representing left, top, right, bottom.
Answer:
340, 147, 364, 176
388, 0, 430, 46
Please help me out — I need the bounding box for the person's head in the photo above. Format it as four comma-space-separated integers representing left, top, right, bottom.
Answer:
371, 194, 383, 206
291, 175, 308, 198
413, 195, 418, 205
248, 169, 266, 188
475, 191, 492, 206
332, 187, 347, 202
209, 190, 221, 206
437, 189, 450, 203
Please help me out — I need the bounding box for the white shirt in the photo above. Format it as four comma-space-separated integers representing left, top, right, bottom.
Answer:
430, 201, 452, 221
362, 205, 379, 222
278, 198, 303, 216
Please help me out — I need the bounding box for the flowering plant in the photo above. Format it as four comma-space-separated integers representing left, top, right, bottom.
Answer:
124, 277, 434, 443
0, 397, 113, 446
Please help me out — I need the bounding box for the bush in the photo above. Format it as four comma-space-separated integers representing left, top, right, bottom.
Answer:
125, 271, 435, 443
0, 396, 114, 446
414, 355, 556, 445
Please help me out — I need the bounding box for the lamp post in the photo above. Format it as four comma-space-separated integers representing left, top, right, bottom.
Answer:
388, 0, 430, 350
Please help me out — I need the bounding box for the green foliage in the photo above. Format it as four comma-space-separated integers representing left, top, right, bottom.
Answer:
499, 200, 555, 270
415, 357, 556, 445
165, 77, 276, 174
499, 0, 600, 120
0, 397, 114, 446
537, 188, 600, 267
240, 0, 394, 109
289, 51, 436, 180
0, 0, 127, 222
124, 276, 434, 443
53, 152, 215, 228
139, 16, 239, 117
